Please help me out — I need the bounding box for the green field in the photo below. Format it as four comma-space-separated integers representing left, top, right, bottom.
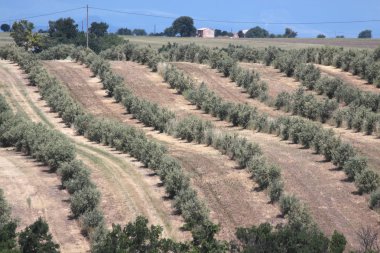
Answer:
123, 35, 380, 49
0, 33, 14, 47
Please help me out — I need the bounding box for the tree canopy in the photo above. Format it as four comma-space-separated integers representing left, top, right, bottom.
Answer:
10, 20, 42, 51
172, 16, 196, 37
117, 27, 132, 35
1, 24, 10, 32
89, 22, 109, 37
358, 29, 372, 39
132, 29, 147, 36
284, 28, 297, 38
48, 17, 78, 42
245, 26, 269, 38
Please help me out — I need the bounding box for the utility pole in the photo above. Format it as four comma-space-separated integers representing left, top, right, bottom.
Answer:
154, 24, 156, 34
86, 4, 89, 48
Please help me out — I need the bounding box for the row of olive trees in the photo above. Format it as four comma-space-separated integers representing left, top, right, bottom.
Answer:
0, 92, 104, 241
157, 62, 380, 200
4, 45, 226, 247
272, 58, 380, 135
69, 43, 291, 204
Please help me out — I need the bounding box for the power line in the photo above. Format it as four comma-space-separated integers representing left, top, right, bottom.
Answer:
1, 5, 380, 27
89, 6, 380, 25
0, 7, 85, 23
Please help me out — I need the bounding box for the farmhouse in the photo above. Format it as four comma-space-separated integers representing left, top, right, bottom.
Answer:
197, 28, 215, 38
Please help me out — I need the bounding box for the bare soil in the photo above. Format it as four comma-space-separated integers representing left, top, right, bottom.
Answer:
110, 60, 380, 249
0, 148, 90, 253
42, 60, 282, 240
0, 60, 187, 243
317, 64, 380, 95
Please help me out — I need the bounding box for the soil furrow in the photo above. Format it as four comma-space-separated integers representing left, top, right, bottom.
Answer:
109, 60, 380, 248
43, 60, 282, 241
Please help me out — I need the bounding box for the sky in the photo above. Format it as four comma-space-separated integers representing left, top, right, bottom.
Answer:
1, 0, 379, 38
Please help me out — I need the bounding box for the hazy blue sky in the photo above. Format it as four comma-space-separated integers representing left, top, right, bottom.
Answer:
1, 0, 379, 38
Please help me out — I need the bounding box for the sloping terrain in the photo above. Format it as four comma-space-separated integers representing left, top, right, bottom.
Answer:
317, 64, 380, 94
42, 60, 282, 240
239, 62, 380, 172
109, 60, 380, 249
0, 60, 187, 242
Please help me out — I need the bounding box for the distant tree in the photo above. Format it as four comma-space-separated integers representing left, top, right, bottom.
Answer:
38, 29, 48, 33
245, 26, 269, 38
172, 16, 196, 37
317, 34, 326, 38
132, 29, 147, 36
48, 17, 78, 41
18, 217, 59, 253
237, 30, 245, 38
358, 29, 372, 39
215, 29, 232, 37
116, 27, 132, 35
11, 20, 42, 51
0, 24, 10, 32
164, 26, 176, 37
336, 35, 345, 38
284, 27, 297, 38
89, 22, 109, 37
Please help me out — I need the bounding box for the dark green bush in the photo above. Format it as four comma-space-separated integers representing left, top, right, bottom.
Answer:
355, 170, 380, 194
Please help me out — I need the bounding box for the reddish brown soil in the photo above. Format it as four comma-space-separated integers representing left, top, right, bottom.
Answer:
317, 64, 380, 94
42, 60, 281, 241
108, 60, 380, 249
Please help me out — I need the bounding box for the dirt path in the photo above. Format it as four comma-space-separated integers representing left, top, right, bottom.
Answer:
43, 60, 282, 240
317, 64, 380, 95
0, 60, 187, 242
107, 60, 380, 249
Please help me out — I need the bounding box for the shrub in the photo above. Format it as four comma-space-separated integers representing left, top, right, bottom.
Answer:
80, 209, 104, 236
355, 170, 380, 194
331, 143, 355, 169
70, 186, 101, 217
369, 188, 380, 210
252, 164, 281, 190
164, 169, 190, 198
268, 180, 284, 203
343, 156, 368, 181
329, 230, 347, 253
279, 195, 300, 217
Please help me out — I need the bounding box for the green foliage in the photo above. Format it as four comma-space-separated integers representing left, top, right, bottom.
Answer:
171, 16, 196, 37
369, 188, 380, 210
294, 63, 321, 90
331, 143, 355, 169
70, 187, 101, 218
48, 17, 78, 42
10, 20, 42, 51
355, 170, 380, 194
279, 195, 300, 217
0, 189, 18, 251
0, 24, 10, 32
18, 217, 59, 253
329, 230, 347, 253
92, 216, 188, 253
268, 180, 284, 203
343, 156, 368, 181
358, 29, 372, 39
245, 26, 269, 38
89, 22, 109, 37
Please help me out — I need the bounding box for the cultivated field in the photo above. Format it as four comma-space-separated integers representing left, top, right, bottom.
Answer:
1, 39, 380, 252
